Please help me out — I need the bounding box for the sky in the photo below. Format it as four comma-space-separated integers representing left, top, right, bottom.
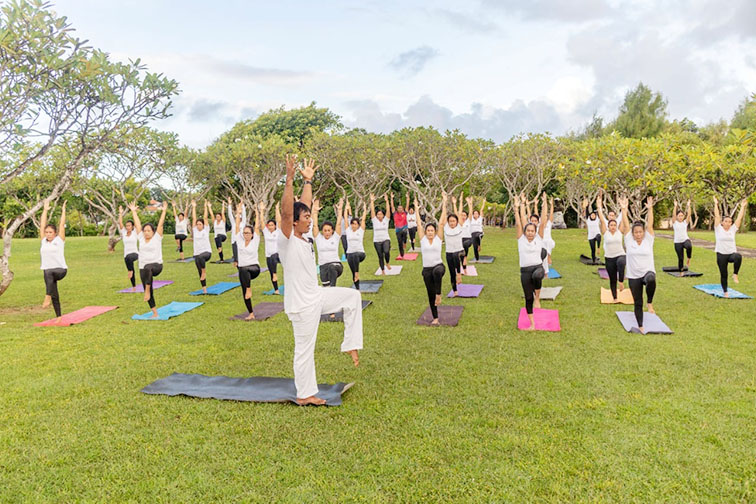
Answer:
52, 0, 756, 148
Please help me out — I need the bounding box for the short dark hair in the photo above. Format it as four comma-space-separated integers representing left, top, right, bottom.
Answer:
448, 213, 458, 222
125, 219, 134, 227
322, 220, 334, 231
243, 225, 254, 235
350, 217, 359, 225
178, 212, 185, 218
524, 222, 537, 233
530, 214, 540, 221
632, 221, 644, 232
196, 218, 204, 225
294, 202, 310, 223
215, 213, 222, 218
608, 219, 617, 226
376, 208, 385, 215
144, 223, 155, 232
45, 224, 57, 233
267, 219, 276, 226
425, 222, 437, 232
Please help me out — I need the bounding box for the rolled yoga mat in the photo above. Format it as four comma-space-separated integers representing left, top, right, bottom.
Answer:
517, 308, 561, 332
141, 373, 353, 406
229, 302, 284, 322
321, 300, 372, 322
600, 287, 633, 304
580, 254, 604, 266
693, 284, 752, 299
35, 306, 118, 327
357, 280, 383, 293
396, 253, 418, 261
447, 283, 484, 298
190, 281, 240, 296
616, 311, 673, 334
119, 280, 173, 293
416, 305, 464, 326
374, 265, 403, 276
132, 301, 203, 321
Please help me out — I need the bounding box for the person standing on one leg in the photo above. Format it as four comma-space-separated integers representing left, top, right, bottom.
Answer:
390, 192, 409, 259
417, 194, 447, 326
470, 200, 485, 262
208, 200, 227, 262
459, 193, 472, 274
444, 194, 464, 297
621, 196, 656, 334
39, 199, 68, 322
514, 193, 548, 331
346, 202, 368, 289
370, 193, 392, 274
597, 192, 626, 302
118, 205, 139, 291
228, 196, 247, 268
671, 199, 693, 274
131, 200, 167, 319
340, 199, 352, 258
278, 155, 363, 406
235, 202, 262, 320
313, 198, 345, 288
171, 202, 189, 261
191, 199, 212, 294
583, 197, 602, 264
261, 201, 282, 295
713, 196, 747, 298
407, 204, 418, 252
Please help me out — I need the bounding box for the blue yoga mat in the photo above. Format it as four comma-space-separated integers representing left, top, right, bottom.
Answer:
132, 301, 204, 320
547, 268, 561, 279
694, 284, 752, 299
263, 285, 284, 295
190, 281, 240, 296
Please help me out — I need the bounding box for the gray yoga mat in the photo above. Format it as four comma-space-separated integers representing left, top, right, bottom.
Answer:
616, 311, 673, 334
357, 280, 383, 293
229, 302, 284, 321
580, 254, 604, 266
664, 270, 703, 278
474, 256, 495, 264
141, 373, 353, 406
321, 300, 372, 322
416, 305, 464, 326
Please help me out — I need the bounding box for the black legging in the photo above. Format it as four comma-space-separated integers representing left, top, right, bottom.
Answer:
422, 263, 445, 319
232, 243, 238, 264
347, 252, 366, 287
43, 268, 67, 317
239, 264, 261, 313
446, 251, 462, 292
124, 253, 138, 287
320, 262, 344, 287
175, 234, 187, 252
520, 264, 545, 315
140, 263, 163, 308
194, 251, 212, 286
716, 252, 742, 292
675, 240, 692, 270
605, 255, 626, 299
341, 234, 348, 255
472, 232, 483, 260
214, 234, 226, 261
628, 272, 656, 327
588, 234, 602, 262
396, 227, 408, 256
408, 227, 417, 250
462, 238, 472, 263
266, 253, 280, 291
374, 240, 391, 271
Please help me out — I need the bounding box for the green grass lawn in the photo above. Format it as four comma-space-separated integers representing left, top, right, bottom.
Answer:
1, 228, 756, 502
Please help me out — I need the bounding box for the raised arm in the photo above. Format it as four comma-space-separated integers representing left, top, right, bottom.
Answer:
254, 201, 262, 234
513, 194, 523, 238
129, 202, 142, 234
40, 199, 50, 238
645, 196, 654, 236
734, 198, 748, 230
207, 200, 214, 218
360, 202, 367, 230
389, 193, 396, 214
203, 199, 209, 224
118, 205, 125, 231
673, 200, 678, 223
618, 196, 630, 235
171, 201, 178, 222
344, 199, 352, 223
227, 196, 234, 228
549, 197, 554, 223
280, 154, 296, 238
191, 200, 197, 228
275, 201, 282, 227
369, 194, 377, 219
686, 199, 692, 227
298, 158, 317, 208
235, 202, 243, 236
335, 198, 343, 236
596, 192, 607, 234
415, 195, 424, 235
384, 194, 390, 220
713, 196, 722, 228
438, 192, 448, 239
538, 193, 547, 238
405, 193, 410, 213
311, 199, 321, 238
58, 200, 67, 240
466, 196, 473, 217
157, 201, 167, 236
479, 197, 486, 217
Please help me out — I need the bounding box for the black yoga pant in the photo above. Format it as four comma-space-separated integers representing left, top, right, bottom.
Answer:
422, 263, 445, 320
446, 251, 462, 291
214, 234, 226, 249
588, 234, 602, 262
341, 234, 348, 255
347, 252, 366, 279
374, 240, 391, 270
175, 234, 187, 252
194, 252, 212, 286
43, 268, 67, 317
239, 264, 261, 313
232, 243, 238, 263
124, 253, 138, 287
628, 272, 656, 328
266, 254, 280, 277
140, 263, 163, 308
716, 252, 742, 292
320, 262, 344, 287
472, 232, 483, 260
408, 227, 417, 249
605, 255, 626, 299
396, 227, 408, 256
462, 238, 473, 260
520, 264, 544, 315
675, 240, 692, 270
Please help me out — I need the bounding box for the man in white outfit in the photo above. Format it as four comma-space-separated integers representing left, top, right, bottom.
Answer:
278, 154, 362, 405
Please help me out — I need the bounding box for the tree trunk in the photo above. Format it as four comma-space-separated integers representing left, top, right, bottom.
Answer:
107, 223, 120, 253
0, 230, 15, 297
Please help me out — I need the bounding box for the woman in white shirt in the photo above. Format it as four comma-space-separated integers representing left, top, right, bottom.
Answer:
582, 197, 602, 264
713, 196, 748, 297
345, 201, 368, 289
130, 200, 168, 318
370, 193, 392, 274
417, 193, 447, 326
542, 197, 556, 274
407, 206, 418, 251
444, 194, 465, 296
313, 199, 344, 288
670, 199, 694, 273
118, 206, 139, 291
620, 196, 656, 334
208, 200, 227, 262
39, 199, 68, 320
469, 200, 485, 262
227, 196, 247, 266
235, 202, 262, 319
261, 201, 282, 294
515, 193, 548, 330
171, 201, 189, 261
191, 200, 213, 294
597, 192, 626, 302
458, 194, 472, 273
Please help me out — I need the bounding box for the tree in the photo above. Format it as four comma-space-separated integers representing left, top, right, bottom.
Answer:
249, 102, 342, 148
611, 82, 668, 139
730, 94, 756, 131
0, 0, 178, 296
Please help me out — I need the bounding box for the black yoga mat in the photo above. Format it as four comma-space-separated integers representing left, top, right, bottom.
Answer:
229, 302, 284, 321
321, 300, 372, 322
416, 305, 464, 326
664, 270, 703, 278
141, 373, 354, 406
474, 256, 495, 264
580, 254, 604, 266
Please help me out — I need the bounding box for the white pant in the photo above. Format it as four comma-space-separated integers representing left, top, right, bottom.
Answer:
287, 286, 363, 399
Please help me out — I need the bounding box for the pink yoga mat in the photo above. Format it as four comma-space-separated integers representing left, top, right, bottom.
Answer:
118, 280, 173, 293
517, 308, 561, 332
35, 306, 118, 327
462, 265, 478, 276
396, 253, 418, 261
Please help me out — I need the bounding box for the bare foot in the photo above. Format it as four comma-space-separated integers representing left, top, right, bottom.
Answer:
534, 299, 541, 309
274, 290, 280, 295
54, 316, 62, 324
456, 273, 462, 285
131, 286, 137, 292
346, 349, 359, 367
451, 291, 458, 298
430, 319, 440, 326
245, 287, 252, 300
143, 285, 151, 302
180, 253, 184, 260
724, 291, 730, 298
435, 294, 441, 306
202, 287, 207, 294
638, 326, 646, 334
386, 264, 392, 270
524, 323, 535, 331
548, 255, 552, 265
42, 295, 51, 308
618, 283, 624, 291
296, 395, 326, 406
245, 312, 256, 321
150, 309, 159, 319
733, 274, 739, 284
354, 273, 360, 282
272, 273, 278, 282
647, 303, 655, 314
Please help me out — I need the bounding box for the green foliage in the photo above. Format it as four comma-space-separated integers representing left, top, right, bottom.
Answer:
248, 102, 342, 148
730, 94, 756, 131
611, 82, 668, 139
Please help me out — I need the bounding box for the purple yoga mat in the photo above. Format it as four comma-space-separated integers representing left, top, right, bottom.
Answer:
118, 280, 173, 293
416, 305, 464, 326
597, 268, 609, 280
447, 283, 484, 298
229, 302, 284, 322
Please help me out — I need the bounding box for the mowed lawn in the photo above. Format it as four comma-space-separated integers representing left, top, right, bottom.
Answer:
1, 228, 756, 502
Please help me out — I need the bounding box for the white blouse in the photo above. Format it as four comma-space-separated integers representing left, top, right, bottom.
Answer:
346, 227, 365, 254
263, 227, 279, 257
470, 216, 484, 234
120, 228, 138, 257
175, 218, 188, 235
236, 233, 260, 267
603, 230, 625, 258
461, 220, 472, 239
138, 233, 163, 268
40, 237, 67, 270
586, 217, 600, 238
715, 225, 738, 255
625, 232, 655, 279
213, 219, 226, 237
192, 226, 212, 256
672, 220, 689, 243
421, 235, 443, 268
518, 234, 544, 268
444, 223, 464, 253
407, 213, 417, 229
315, 233, 341, 265
372, 217, 390, 242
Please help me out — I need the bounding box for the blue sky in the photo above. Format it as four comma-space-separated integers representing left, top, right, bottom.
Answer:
53, 0, 756, 147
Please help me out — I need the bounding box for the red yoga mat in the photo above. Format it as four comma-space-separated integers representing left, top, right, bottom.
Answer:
35, 306, 118, 327
396, 253, 418, 261
517, 308, 561, 332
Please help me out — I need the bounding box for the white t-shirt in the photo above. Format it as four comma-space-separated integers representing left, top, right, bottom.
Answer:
444, 223, 464, 253
715, 225, 738, 254
263, 227, 279, 257
346, 227, 365, 254
604, 230, 625, 258
420, 235, 443, 268
543, 221, 553, 243
316, 233, 341, 265
372, 217, 390, 242
461, 220, 472, 239
672, 220, 689, 243
213, 219, 226, 237
193, 226, 212, 256
586, 217, 600, 238
625, 232, 655, 279
138, 233, 163, 268
120, 228, 138, 257
175, 218, 188, 235
470, 216, 484, 234
40, 237, 67, 270
518, 234, 544, 268
236, 233, 260, 267
303, 220, 314, 241
407, 213, 417, 229
277, 232, 320, 314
